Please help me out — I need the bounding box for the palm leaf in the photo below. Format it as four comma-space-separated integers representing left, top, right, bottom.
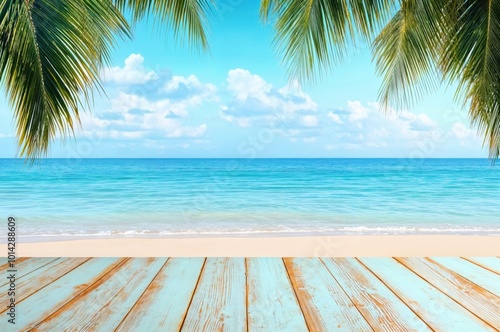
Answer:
260, 0, 396, 82
115, 0, 214, 49
373, 0, 445, 110
440, 0, 500, 159
0, 0, 130, 159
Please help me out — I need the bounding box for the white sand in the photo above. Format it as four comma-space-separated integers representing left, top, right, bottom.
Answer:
15, 235, 500, 257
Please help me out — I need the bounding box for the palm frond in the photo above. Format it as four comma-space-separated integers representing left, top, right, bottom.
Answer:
260, 0, 396, 82
115, 0, 214, 49
373, 0, 445, 110
0, 0, 130, 159
440, 0, 500, 159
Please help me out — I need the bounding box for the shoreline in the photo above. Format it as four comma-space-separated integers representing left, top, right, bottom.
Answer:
14, 235, 500, 257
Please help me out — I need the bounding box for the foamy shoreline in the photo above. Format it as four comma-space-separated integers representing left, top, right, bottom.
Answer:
14, 235, 500, 257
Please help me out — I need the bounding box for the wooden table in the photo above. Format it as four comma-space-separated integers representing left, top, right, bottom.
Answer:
1, 257, 499, 331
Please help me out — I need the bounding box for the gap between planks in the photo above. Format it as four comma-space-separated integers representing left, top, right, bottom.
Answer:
28, 258, 129, 331
114, 258, 171, 331
397, 257, 500, 330
461, 257, 500, 276
355, 258, 436, 331
178, 258, 208, 331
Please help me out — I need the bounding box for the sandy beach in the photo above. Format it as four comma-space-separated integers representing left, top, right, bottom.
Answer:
16, 235, 500, 257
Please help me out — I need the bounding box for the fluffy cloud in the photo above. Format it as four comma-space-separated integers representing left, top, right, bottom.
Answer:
346, 100, 370, 121
452, 122, 476, 139
90, 58, 485, 156
163, 75, 217, 103
327, 112, 343, 124
102, 54, 157, 84
81, 54, 215, 141
226, 69, 272, 101
301, 115, 318, 127
221, 69, 318, 137
324, 101, 444, 151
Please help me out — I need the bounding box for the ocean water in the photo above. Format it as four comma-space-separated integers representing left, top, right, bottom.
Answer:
1, 158, 499, 241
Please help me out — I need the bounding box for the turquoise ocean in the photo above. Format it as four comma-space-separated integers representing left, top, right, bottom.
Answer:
1, 158, 499, 241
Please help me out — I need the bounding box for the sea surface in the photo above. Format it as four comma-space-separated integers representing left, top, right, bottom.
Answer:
1, 158, 499, 241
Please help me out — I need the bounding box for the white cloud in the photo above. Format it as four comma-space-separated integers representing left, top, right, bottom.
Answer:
347, 100, 370, 121
102, 54, 157, 84
325, 101, 442, 151
452, 122, 475, 139
222, 69, 317, 134
167, 124, 207, 138
327, 112, 343, 124
303, 137, 317, 143
302, 115, 318, 127
226, 69, 271, 101
163, 75, 217, 103
81, 55, 216, 140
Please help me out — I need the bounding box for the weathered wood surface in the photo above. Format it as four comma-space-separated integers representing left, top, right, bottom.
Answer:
284, 257, 371, 331
0, 257, 498, 331
431, 257, 500, 296
397, 257, 500, 329
32, 258, 167, 331
247, 258, 308, 331
322, 257, 430, 331
359, 258, 496, 331
117, 257, 205, 331
181, 257, 247, 332
462, 257, 500, 275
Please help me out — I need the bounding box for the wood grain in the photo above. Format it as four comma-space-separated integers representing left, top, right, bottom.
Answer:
322, 257, 430, 331
1, 257, 499, 331
0, 257, 125, 330
431, 257, 500, 296
0, 257, 89, 307
247, 258, 308, 331
397, 257, 500, 329
181, 258, 247, 332
359, 257, 496, 331
463, 257, 500, 275
117, 257, 205, 331
32, 258, 167, 331
0, 258, 57, 285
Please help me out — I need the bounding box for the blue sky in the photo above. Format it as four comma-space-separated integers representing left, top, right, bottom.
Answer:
0, 2, 486, 158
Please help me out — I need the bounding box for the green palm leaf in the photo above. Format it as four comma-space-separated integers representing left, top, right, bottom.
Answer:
0, 0, 130, 159
1, 0, 214, 159
115, 0, 214, 49
373, 0, 444, 110
260, 0, 396, 82
440, 0, 500, 159
264, 0, 500, 159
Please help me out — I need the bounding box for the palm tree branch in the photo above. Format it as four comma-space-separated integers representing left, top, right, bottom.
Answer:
260, 0, 396, 82
441, 0, 500, 158
0, 0, 130, 159
373, 0, 445, 111
114, 0, 214, 49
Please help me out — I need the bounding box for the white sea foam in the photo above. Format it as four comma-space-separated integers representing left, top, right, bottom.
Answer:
14, 225, 500, 242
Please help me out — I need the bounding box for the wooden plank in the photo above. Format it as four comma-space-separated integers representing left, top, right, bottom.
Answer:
431, 257, 500, 296
181, 258, 246, 332
0, 257, 125, 330
463, 257, 500, 275
397, 257, 500, 329
359, 258, 495, 331
0, 257, 29, 274
247, 258, 308, 331
284, 257, 372, 331
32, 258, 167, 331
322, 257, 431, 331
117, 258, 205, 331
0, 257, 89, 306
0, 258, 58, 285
